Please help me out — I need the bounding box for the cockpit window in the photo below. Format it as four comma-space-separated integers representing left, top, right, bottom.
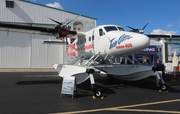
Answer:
117, 26, 125, 31
104, 26, 118, 32
99, 29, 104, 36
104, 26, 125, 32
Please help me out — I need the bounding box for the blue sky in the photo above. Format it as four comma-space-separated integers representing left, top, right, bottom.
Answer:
29, 0, 180, 34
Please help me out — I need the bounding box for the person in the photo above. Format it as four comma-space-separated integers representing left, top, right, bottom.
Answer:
120, 58, 125, 64
156, 59, 165, 76
172, 51, 178, 77
142, 59, 148, 65
73, 21, 83, 32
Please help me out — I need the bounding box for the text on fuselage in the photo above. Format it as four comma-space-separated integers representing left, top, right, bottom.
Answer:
109, 34, 132, 49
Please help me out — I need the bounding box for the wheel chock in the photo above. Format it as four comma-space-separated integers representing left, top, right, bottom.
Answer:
92, 95, 104, 99
92, 96, 96, 99
100, 96, 104, 99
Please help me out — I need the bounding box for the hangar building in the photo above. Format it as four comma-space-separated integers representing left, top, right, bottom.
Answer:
0, 0, 96, 68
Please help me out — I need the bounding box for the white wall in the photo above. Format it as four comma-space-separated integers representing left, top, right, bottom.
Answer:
0, 31, 31, 68
30, 34, 64, 68
0, 31, 63, 68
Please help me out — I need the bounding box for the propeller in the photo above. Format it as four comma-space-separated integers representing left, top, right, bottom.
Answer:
46, 15, 81, 44
127, 22, 149, 34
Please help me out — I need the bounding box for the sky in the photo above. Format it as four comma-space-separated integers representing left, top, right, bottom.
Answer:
28, 0, 180, 35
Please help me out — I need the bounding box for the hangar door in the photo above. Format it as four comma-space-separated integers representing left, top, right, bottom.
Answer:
0, 31, 63, 68
30, 34, 64, 68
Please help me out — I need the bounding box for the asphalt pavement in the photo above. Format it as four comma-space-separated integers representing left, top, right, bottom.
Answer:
0, 70, 180, 114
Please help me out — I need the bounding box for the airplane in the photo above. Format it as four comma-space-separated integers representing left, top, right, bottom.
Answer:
1, 18, 180, 99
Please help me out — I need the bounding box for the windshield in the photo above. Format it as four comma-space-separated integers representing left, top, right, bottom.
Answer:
117, 26, 125, 31
104, 26, 124, 32
104, 26, 118, 32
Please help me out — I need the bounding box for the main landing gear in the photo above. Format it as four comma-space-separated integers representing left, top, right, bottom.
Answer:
86, 69, 104, 99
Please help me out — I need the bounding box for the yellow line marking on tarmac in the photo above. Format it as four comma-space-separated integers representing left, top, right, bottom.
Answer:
113, 109, 180, 113
52, 98, 180, 114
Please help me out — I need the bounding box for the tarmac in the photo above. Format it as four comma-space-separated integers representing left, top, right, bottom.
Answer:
0, 69, 180, 114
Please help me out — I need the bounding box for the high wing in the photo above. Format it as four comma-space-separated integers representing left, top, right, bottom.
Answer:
43, 40, 66, 45
0, 15, 80, 37
42, 32, 86, 45
145, 34, 180, 40
0, 21, 77, 39
0, 22, 56, 35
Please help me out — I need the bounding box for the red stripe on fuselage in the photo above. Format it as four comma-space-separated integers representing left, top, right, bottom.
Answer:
67, 43, 94, 57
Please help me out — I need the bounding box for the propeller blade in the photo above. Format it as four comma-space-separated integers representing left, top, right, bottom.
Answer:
127, 26, 136, 30
142, 22, 149, 30
46, 17, 62, 25
67, 14, 81, 25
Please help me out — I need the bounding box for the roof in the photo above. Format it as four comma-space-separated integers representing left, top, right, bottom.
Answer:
19, 0, 97, 20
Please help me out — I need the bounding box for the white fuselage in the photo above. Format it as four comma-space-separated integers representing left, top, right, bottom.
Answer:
67, 25, 150, 59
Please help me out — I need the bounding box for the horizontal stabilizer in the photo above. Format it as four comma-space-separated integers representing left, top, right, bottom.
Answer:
43, 40, 66, 45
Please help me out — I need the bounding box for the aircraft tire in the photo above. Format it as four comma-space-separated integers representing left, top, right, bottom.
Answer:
94, 90, 103, 98
160, 84, 168, 91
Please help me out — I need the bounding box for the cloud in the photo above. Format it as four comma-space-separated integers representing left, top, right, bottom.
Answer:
46, 2, 63, 9
150, 29, 178, 35
167, 23, 173, 28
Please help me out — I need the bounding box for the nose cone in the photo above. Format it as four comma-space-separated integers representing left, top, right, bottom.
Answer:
132, 33, 150, 50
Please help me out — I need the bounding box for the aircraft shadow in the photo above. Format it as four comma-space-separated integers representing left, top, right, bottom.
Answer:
16, 75, 180, 98
16, 79, 62, 85
95, 76, 180, 94
72, 75, 180, 98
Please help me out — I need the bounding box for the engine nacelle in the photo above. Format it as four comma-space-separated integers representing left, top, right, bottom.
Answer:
53, 25, 76, 40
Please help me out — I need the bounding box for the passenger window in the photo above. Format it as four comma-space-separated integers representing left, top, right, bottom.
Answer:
89, 36, 91, 41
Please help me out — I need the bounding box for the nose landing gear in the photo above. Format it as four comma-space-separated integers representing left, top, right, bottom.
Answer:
86, 69, 104, 99
92, 89, 104, 99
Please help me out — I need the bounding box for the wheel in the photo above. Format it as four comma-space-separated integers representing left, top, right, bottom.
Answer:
94, 90, 103, 98
160, 84, 168, 91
